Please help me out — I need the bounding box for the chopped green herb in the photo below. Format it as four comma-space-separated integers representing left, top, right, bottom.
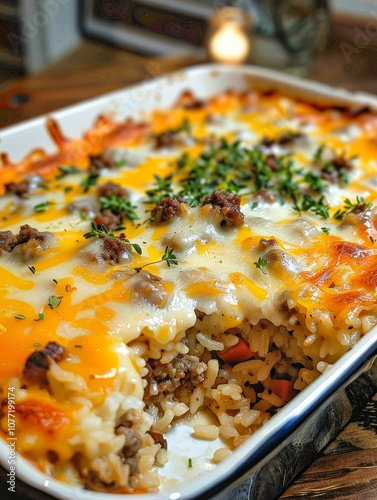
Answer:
80, 172, 100, 192
294, 194, 330, 219
340, 173, 349, 187
134, 246, 177, 273
100, 195, 139, 223
34, 201, 53, 213
33, 343, 42, 348
38, 312, 44, 321
370, 237, 376, 245
83, 222, 142, 255
253, 257, 267, 275
303, 172, 325, 193
333, 196, 373, 221
64, 186, 73, 193
56, 165, 80, 179
48, 295, 63, 309
188, 458, 193, 468
313, 145, 325, 163
321, 227, 330, 235
142, 138, 333, 217
14, 314, 26, 320
74, 344, 83, 348
145, 175, 174, 205
115, 159, 126, 167
250, 201, 258, 210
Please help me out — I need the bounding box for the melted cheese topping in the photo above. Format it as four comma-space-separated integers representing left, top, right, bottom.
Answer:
1, 89, 377, 479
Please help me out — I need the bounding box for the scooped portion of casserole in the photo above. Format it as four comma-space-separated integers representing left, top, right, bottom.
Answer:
1, 88, 377, 492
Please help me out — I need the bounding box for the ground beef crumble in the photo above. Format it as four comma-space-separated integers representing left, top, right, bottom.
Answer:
149, 428, 167, 449
150, 197, 184, 223
202, 190, 244, 226
116, 426, 142, 474
5, 180, 32, 197
145, 354, 207, 399
154, 131, 177, 149
84, 472, 117, 493
89, 154, 113, 173
261, 132, 304, 148
265, 154, 279, 171
98, 182, 129, 200
129, 271, 170, 308
85, 424, 142, 492
94, 210, 121, 231
101, 234, 132, 264
320, 155, 353, 183
23, 342, 68, 388
0, 224, 54, 255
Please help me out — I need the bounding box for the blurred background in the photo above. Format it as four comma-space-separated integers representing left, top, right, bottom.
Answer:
0, 0, 376, 127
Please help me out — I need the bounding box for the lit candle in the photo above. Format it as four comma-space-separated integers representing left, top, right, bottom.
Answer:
207, 7, 251, 64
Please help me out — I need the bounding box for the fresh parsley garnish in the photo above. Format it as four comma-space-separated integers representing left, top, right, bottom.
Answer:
321, 227, 330, 235
134, 246, 177, 273
188, 458, 193, 468
33, 343, 42, 348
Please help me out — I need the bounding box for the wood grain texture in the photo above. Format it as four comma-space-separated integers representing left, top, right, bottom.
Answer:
281, 398, 377, 499
281, 449, 377, 500
0, 39, 202, 128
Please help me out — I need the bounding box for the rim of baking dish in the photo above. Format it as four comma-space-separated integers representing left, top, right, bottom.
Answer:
1, 63, 377, 499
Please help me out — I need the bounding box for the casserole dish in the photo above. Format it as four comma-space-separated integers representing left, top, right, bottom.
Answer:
1, 64, 377, 499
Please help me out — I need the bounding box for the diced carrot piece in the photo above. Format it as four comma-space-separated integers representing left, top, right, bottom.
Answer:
218, 338, 255, 364
270, 379, 297, 402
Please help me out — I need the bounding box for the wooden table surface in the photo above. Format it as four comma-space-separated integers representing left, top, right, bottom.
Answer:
1, 16, 377, 500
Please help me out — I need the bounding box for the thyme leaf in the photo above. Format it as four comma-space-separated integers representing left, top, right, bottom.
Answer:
48, 295, 63, 309
134, 246, 177, 273
253, 257, 267, 274
56, 165, 80, 179
333, 196, 373, 221
83, 222, 142, 255
34, 201, 53, 213
80, 172, 100, 192
99, 195, 139, 223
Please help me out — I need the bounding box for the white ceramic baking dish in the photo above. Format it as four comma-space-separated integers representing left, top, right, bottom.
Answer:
2, 64, 377, 500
